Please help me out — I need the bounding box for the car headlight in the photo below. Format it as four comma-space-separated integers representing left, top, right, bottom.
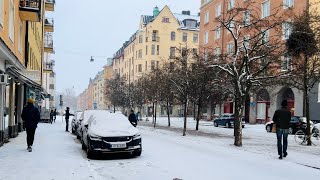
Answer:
133, 133, 141, 140
89, 135, 102, 141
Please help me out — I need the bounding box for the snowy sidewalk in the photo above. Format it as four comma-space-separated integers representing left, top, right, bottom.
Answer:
0, 121, 95, 180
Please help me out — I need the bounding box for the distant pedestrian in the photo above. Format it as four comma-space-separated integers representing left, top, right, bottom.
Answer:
136, 112, 141, 121
21, 98, 40, 152
63, 107, 74, 132
53, 109, 57, 123
273, 100, 292, 159
129, 110, 137, 127
50, 110, 54, 124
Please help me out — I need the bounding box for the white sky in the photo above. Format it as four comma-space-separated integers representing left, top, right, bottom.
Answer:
54, 0, 200, 95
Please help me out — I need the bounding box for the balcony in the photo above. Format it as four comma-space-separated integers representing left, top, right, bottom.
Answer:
44, 33, 54, 53
45, 0, 55, 11
43, 61, 54, 72
19, 0, 42, 22
44, 18, 54, 32
152, 36, 160, 42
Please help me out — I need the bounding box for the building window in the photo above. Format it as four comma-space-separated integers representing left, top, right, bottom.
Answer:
151, 44, 155, 55
162, 17, 170, 23
49, 96, 54, 101
228, 21, 235, 34
216, 4, 222, 17
170, 47, 175, 58
49, 84, 55, 90
281, 54, 292, 71
227, 42, 234, 55
9, 0, 14, 42
145, 61, 148, 71
243, 35, 250, 49
283, 0, 294, 9
0, 0, 4, 27
204, 11, 209, 24
157, 45, 160, 55
138, 64, 142, 72
171, 32, 176, 41
282, 22, 292, 40
214, 47, 221, 61
203, 50, 208, 62
193, 34, 199, 43
139, 35, 143, 43
151, 61, 155, 70
243, 10, 251, 26
215, 27, 220, 40
146, 45, 148, 55
228, 0, 235, 10
18, 20, 23, 53
262, 30, 269, 44
139, 49, 142, 58
156, 61, 159, 69
183, 32, 188, 42
262, 0, 270, 18
204, 31, 209, 44
50, 73, 55, 77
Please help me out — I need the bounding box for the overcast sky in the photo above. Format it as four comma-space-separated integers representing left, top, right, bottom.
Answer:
54, 0, 200, 95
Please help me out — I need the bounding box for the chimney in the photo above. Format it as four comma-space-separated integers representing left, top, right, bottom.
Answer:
182, 10, 191, 15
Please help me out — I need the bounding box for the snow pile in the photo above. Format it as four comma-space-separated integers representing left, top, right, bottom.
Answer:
88, 113, 139, 137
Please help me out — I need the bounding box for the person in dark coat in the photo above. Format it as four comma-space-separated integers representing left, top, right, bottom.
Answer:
273, 100, 292, 159
64, 107, 74, 132
50, 110, 54, 124
53, 109, 57, 123
21, 98, 40, 152
128, 110, 137, 127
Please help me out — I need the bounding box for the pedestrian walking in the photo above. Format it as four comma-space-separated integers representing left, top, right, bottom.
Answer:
129, 110, 137, 127
272, 100, 292, 159
53, 109, 57, 123
50, 110, 54, 124
21, 98, 40, 152
63, 107, 74, 132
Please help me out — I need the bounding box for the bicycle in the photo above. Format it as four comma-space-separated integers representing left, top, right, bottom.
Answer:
294, 126, 320, 146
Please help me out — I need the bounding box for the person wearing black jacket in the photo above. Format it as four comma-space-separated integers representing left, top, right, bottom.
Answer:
21, 98, 40, 152
128, 110, 137, 127
273, 100, 292, 159
64, 107, 74, 132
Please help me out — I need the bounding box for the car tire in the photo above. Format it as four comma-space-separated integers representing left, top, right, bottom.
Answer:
226, 123, 231, 128
133, 148, 142, 157
266, 125, 272, 132
214, 122, 218, 127
86, 140, 94, 159
288, 127, 293, 134
242, 125, 245, 128
81, 141, 86, 150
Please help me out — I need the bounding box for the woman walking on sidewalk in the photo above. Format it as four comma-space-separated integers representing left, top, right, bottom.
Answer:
21, 98, 40, 152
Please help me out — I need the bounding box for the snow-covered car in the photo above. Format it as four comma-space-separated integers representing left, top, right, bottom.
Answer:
81, 111, 142, 158
265, 116, 314, 134
78, 110, 108, 140
213, 113, 245, 128
71, 111, 83, 135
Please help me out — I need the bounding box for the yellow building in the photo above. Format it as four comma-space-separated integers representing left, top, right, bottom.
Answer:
113, 6, 200, 84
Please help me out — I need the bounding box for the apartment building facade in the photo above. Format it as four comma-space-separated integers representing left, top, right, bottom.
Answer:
199, 0, 320, 123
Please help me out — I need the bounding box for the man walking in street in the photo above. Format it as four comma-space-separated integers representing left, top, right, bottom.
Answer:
273, 100, 292, 159
129, 110, 137, 127
53, 109, 57, 123
63, 107, 74, 132
21, 98, 40, 152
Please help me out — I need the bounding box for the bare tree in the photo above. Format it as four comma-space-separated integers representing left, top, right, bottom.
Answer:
105, 74, 127, 113
209, 2, 286, 146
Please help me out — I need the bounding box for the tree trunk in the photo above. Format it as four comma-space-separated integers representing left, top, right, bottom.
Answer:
193, 102, 196, 120
183, 100, 188, 136
152, 102, 155, 124
166, 101, 171, 127
234, 88, 244, 146
113, 105, 116, 113
154, 102, 157, 128
303, 55, 312, 145
196, 100, 202, 131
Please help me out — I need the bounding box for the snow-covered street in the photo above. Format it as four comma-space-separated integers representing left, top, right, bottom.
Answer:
0, 119, 320, 180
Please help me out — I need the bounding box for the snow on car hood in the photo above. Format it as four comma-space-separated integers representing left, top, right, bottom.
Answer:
88, 113, 139, 137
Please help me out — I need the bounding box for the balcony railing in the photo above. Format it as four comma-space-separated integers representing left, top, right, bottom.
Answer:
45, 0, 55, 11
152, 36, 160, 42
44, 33, 54, 52
19, 0, 41, 22
45, 0, 55, 4
44, 18, 54, 32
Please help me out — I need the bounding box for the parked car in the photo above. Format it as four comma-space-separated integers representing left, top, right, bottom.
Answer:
78, 110, 108, 140
213, 113, 246, 128
82, 111, 142, 158
265, 116, 314, 134
71, 111, 83, 135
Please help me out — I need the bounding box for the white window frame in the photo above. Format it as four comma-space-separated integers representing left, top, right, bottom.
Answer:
261, 0, 270, 19
0, 0, 4, 28
9, 0, 15, 42
243, 10, 251, 26
215, 27, 220, 40
193, 33, 199, 43
282, 22, 292, 40
204, 31, 209, 44
214, 47, 221, 61
204, 11, 210, 24
216, 4, 222, 17
281, 55, 292, 71
228, 0, 235, 10
227, 42, 234, 54
283, 0, 294, 9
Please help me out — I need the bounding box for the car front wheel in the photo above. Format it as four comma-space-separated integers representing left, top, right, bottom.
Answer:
86, 139, 94, 159
214, 122, 218, 127
133, 148, 142, 157
266, 125, 272, 132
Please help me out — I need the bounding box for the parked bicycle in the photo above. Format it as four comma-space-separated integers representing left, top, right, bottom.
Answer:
294, 125, 320, 146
